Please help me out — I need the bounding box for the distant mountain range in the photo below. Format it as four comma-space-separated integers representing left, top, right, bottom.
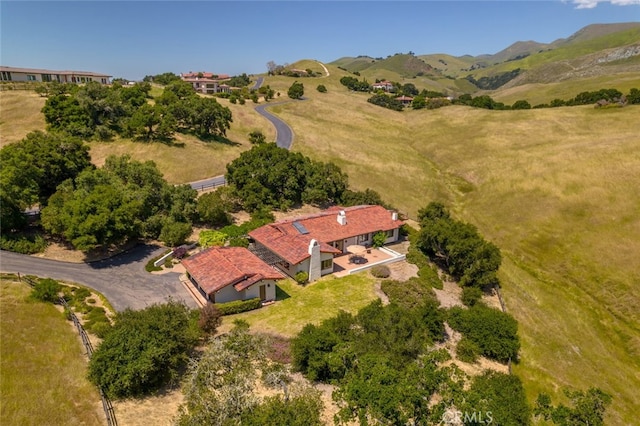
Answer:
329, 23, 640, 94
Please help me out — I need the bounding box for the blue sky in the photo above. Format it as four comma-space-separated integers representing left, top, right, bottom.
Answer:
1, 1, 638, 80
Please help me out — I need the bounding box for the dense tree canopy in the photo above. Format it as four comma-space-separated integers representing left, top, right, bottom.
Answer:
535, 387, 612, 426
225, 143, 349, 212
41, 155, 196, 251
448, 304, 521, 363
40, 79, 232, 142
88, 301, 199, 398
0, 131, 92, 232
417, 202, 502, 288
367, 94, 404, 111
339, 76, 371, 92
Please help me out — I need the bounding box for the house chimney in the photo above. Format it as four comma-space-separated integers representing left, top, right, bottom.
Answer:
392, 212, 398, 221
337, 210, 347, 226
308, 239, 321, 282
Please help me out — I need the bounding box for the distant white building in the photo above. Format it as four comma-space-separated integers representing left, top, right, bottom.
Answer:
0, 66, 111, 84
180, 71, 232, 94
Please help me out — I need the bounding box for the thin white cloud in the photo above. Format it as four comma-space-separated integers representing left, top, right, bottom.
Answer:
572, 0, 640, 9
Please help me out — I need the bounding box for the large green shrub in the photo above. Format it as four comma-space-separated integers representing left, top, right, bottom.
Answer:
31, 278, 61, 303
448, 305, 520, 363
294, 271, 309, 285
88, 301, 199, 398
0, 234, 47, 254
372, 231, 386, 248
215, 298, 261, 315
370, 264, 391, 278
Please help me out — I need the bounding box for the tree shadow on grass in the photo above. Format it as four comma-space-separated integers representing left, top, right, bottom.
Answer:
197, 133, 241, 146
275, 285, 290, 301
132, 135, 185, 148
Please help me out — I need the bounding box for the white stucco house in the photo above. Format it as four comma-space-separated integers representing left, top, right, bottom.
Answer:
0, 66, 111, 84
249, 205, 404, 282
182, 246, 284, 304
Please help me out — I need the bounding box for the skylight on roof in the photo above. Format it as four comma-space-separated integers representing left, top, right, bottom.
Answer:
292, 221, 309, 234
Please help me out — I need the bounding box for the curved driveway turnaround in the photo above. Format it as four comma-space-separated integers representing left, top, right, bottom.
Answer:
0, 246, 197, 312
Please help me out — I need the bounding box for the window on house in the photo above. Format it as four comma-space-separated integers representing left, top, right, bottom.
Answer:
0, 72, 11, 81
321, 259, 333, 270
386, 229, 395, 238
27, 75, 36, 81
358, 234, 369, 243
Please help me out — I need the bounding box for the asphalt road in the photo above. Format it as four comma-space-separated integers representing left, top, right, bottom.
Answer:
187, 99, 296, 190
255, 102, 294, 149
0, 245, 197, 312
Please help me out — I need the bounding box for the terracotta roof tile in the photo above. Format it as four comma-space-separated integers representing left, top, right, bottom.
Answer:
182, 246, 284, 296
249, 205, 403, 264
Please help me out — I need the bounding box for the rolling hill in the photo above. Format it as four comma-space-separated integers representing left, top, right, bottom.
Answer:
330, 22, 640, 100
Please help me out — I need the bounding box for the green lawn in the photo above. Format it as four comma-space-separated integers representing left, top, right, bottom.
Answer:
219, 273, 378, 337
0, 277, 102, 425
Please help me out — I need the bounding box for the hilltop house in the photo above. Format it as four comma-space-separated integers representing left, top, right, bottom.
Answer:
372, 81, 394, 92
249, 205, 403, 282
180, 71, 232, 94
182, 246, 284, 304
0, 66, 111, 84
396, 95, 414, 106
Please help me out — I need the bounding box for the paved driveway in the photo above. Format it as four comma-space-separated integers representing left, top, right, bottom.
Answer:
0, 245, 197, 312
255, 102, 295, 149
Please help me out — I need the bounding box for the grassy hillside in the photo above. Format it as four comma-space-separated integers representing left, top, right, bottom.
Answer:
262, 67, 640, 425
0, 277, 103, 425
0, 87, 276, 183
0, 90, 46, 147
2, 65, 639, 423
489, 72, 640, 105
470, 26, 640, 78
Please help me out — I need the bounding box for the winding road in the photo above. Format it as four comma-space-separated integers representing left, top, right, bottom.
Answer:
189, 78, 297, 190
1, 66, 328, 311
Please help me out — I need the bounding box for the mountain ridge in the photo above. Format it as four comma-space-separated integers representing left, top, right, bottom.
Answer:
328, 22, 640, 94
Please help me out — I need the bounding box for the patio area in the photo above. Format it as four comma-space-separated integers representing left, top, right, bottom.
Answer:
333, 246, 405, 277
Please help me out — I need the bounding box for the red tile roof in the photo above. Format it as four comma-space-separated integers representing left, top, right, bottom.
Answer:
182, 246, 284, 296
181, 72, 230, 80
249, 205, 403, 264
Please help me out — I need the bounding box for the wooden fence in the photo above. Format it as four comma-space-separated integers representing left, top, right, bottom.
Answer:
20, 274, 118, 426
495, 285, 513, 374
191, 179, 226, 192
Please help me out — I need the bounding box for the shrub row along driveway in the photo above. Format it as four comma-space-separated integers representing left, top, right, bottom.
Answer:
0, 245, 197, 311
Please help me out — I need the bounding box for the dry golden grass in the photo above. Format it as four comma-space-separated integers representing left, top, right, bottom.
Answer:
490, 72, 640, 105
3, 68, 639, 423
90, 97, 277, 183
266, 68, 640, 424
0, 90, 47, 147
0, 278, 103, 425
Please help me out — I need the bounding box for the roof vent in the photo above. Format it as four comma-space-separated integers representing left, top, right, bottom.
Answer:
392, 212, 398, 221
